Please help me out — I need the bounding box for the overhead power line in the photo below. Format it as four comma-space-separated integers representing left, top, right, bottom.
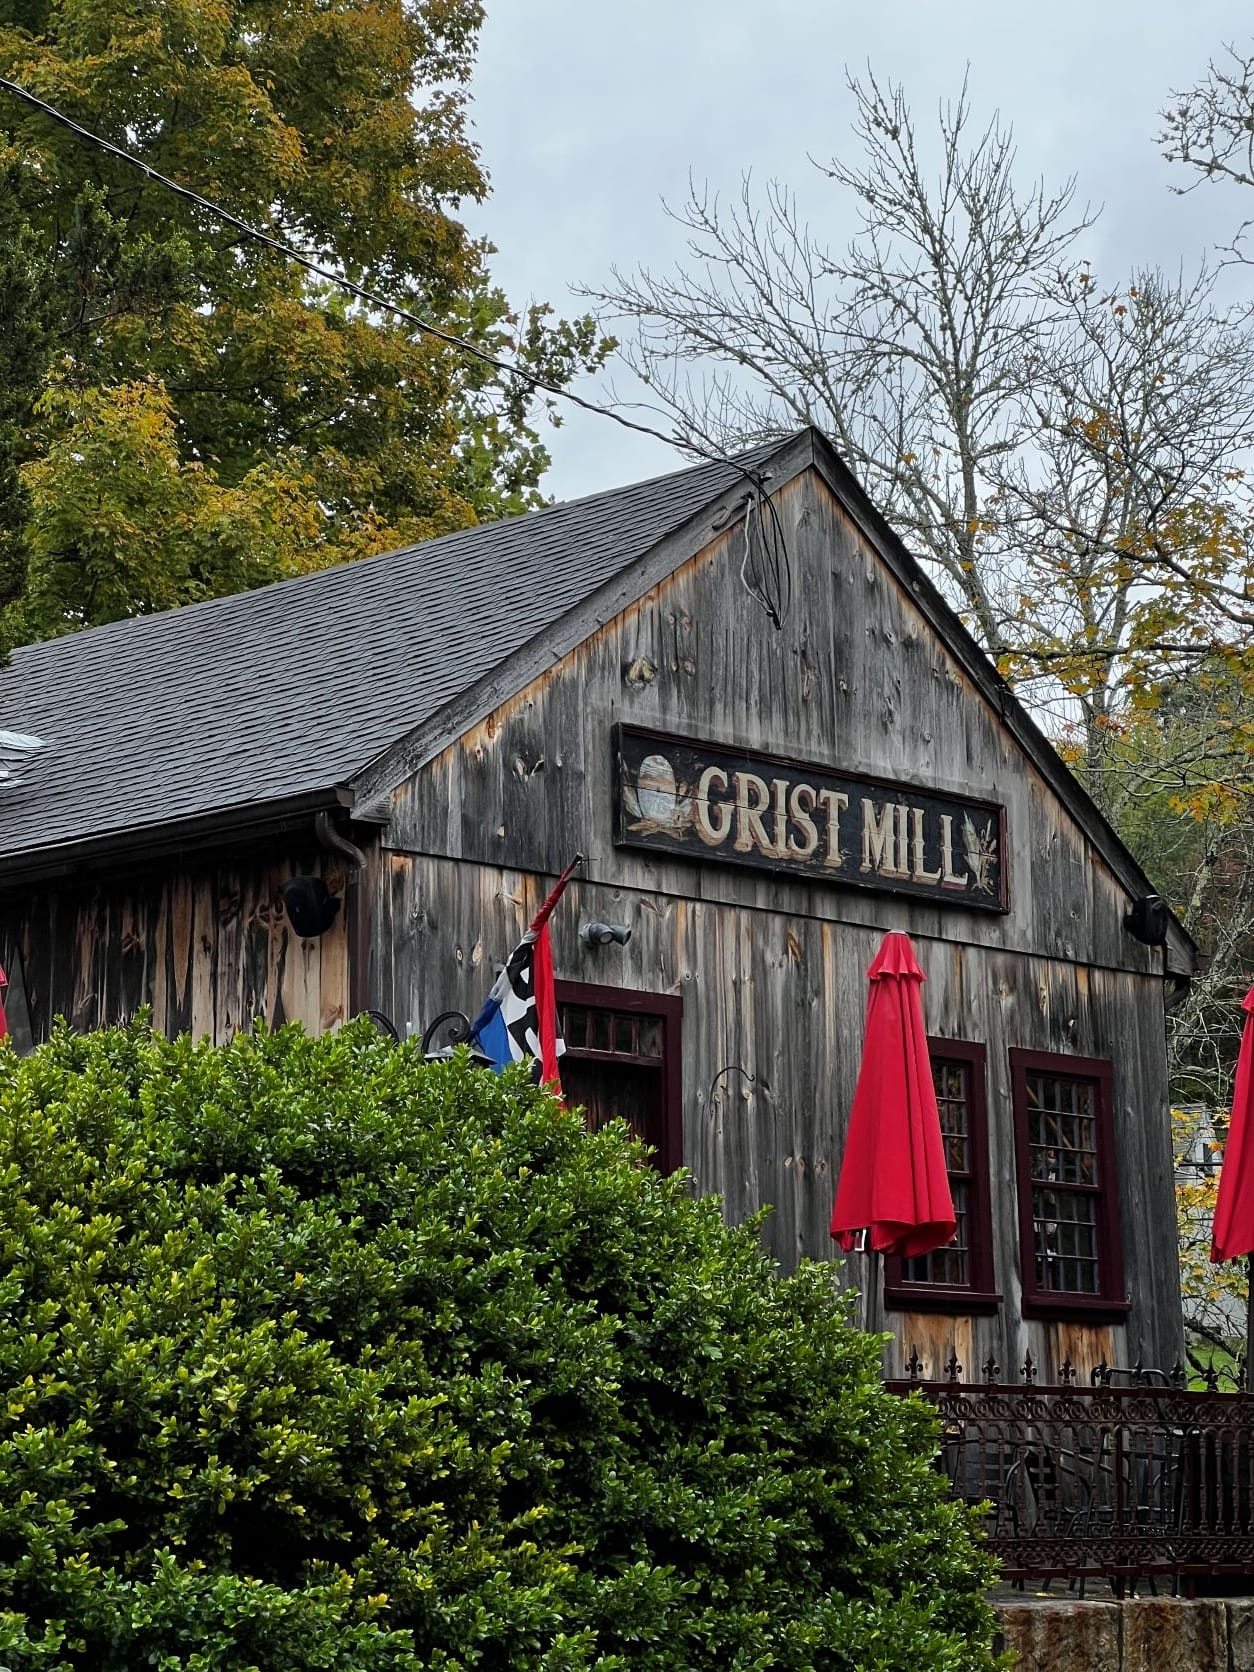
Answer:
0, 75, 716, 466
0, 72, 792, 626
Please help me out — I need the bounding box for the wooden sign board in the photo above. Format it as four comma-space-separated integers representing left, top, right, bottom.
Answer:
613, 726, 1008, 911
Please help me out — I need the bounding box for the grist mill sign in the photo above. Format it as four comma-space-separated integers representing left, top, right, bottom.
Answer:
614, 726, 1008, 911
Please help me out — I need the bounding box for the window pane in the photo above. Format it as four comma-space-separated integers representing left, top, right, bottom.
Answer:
1027, 1073, 1098, 1187
636, 1017, 663, 1059
1033, 1184, 1100, 1293
559, 1004, 665, 1061
561, 1060, 666, 1158
901, 1057, 973, 1289
936, 1062, 965, 1101
559, 1005, 588, 1050
938, 1095, 969, 1172
586, 1007, 613, 1052
904, 1178, 970, 1287
933, 1058, 970, 1177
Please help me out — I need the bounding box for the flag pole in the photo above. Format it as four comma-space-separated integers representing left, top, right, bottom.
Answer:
468, 852, 583, 1074
529, 852, 584, 932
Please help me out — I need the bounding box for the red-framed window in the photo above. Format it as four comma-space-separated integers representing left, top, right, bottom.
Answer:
555, 981, 683, 1174
884, 1039, 1000, 1313
1010, 1049, 1128, 1321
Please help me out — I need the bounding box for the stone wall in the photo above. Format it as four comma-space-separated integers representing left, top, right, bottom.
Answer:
995, 1596, 1254, 1672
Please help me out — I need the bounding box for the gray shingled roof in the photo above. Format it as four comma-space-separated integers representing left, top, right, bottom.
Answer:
0, 443, 781, 866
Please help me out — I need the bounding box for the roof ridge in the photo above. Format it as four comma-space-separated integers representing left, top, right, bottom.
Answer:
0, 429, 809, 869
9, 436, 784, 667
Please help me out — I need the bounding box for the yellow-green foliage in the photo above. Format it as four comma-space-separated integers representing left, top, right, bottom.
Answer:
0, 1019, 997, 1670
0, 0, 606, 647
1173, 1104, 1248, 1354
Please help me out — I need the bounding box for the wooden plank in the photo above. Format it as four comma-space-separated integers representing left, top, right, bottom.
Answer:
168, 874, 194, 1032
382, 471, 1155, 982
7, 853, 349, 1048
891, 1314, 978, 1382
72, 890, 101, 1032
189, 876, 216, 1041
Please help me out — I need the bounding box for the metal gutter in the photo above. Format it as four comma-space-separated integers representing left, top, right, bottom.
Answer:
0, 786, 353, 891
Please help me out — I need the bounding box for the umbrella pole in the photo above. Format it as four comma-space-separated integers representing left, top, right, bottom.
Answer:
863, 1247, 878, 1336
1247, 1255, 1254, 1390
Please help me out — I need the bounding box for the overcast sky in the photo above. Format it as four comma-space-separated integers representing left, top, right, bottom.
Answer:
464, 2, 1250, 503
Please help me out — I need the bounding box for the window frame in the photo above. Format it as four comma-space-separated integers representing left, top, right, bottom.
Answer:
883, 1038, 1000, 1314
554, 980, 683, 1174
1010, 1047, 1129, 1322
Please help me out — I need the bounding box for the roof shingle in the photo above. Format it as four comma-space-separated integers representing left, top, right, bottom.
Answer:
0, 443, 777, 864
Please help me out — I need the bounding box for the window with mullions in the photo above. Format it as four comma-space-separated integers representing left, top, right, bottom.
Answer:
1011, 1050, 1128, 1321
554, 982, 683, 1174
883, 1040, 999, 1313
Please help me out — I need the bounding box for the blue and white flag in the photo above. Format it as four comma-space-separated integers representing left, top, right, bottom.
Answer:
468, 856, 581, 1087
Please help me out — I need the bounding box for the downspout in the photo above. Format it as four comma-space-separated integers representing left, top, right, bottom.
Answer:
315, 810, 371, 1021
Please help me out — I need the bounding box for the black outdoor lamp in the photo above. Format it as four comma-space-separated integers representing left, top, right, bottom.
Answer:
579, 921, 631, 947
280, 875, 341, 938
1124, 895, 1169, 946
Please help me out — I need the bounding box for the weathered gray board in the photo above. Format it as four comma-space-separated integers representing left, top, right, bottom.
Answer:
373, 467, 1182, 1376
4, 849, 351, 1045
0, 457, 1182, 1380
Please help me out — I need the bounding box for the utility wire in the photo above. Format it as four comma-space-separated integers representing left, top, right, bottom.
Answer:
0, 71, 793, 627
0, 75, 733, 471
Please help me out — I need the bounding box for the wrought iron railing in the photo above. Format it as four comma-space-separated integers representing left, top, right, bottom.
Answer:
887, 1354, 1254, 1592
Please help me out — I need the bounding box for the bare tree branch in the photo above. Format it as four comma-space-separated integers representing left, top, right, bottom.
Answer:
581, 70, 1093, 653
591, 67, 1254, 1344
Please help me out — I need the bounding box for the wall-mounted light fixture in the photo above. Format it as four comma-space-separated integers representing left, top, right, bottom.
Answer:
579, 921, 631, 948
281, 875, 341, 938
1124, 895, 1169, 947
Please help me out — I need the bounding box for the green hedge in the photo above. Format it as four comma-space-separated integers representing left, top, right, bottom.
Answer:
0, 1019, 997, 1669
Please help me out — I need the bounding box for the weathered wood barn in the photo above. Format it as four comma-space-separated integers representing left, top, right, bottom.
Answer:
0, 428, 1195, 1378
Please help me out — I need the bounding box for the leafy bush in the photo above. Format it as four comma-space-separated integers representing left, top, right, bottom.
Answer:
0, 1019, 997, 1669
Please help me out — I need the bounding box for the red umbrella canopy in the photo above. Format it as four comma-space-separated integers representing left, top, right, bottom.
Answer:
830, 931, 957, 1259
1211, 983, 1254, 1264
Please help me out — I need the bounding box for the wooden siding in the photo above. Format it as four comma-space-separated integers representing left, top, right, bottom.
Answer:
372, 466, 1182, 1372
372, 852, 1182, 1375
2, 852, 350, 1045
378, 472, 1158, 980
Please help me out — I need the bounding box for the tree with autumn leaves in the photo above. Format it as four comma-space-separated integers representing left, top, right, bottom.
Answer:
590, 59, 1254, 1350
589, 71, 1254, 802
0, 0, 605, 648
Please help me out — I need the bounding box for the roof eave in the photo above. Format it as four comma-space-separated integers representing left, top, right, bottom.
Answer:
0, 785, 354, 891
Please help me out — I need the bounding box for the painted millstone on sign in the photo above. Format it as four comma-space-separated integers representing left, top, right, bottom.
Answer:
614, 725, 1007, 910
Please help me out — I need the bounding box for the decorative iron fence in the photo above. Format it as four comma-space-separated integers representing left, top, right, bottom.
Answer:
887, 1354, 1254, 1591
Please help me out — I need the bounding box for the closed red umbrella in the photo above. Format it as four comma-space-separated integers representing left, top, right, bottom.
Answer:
1211, 984, 1254, 1264
830, 931, 956, 1259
